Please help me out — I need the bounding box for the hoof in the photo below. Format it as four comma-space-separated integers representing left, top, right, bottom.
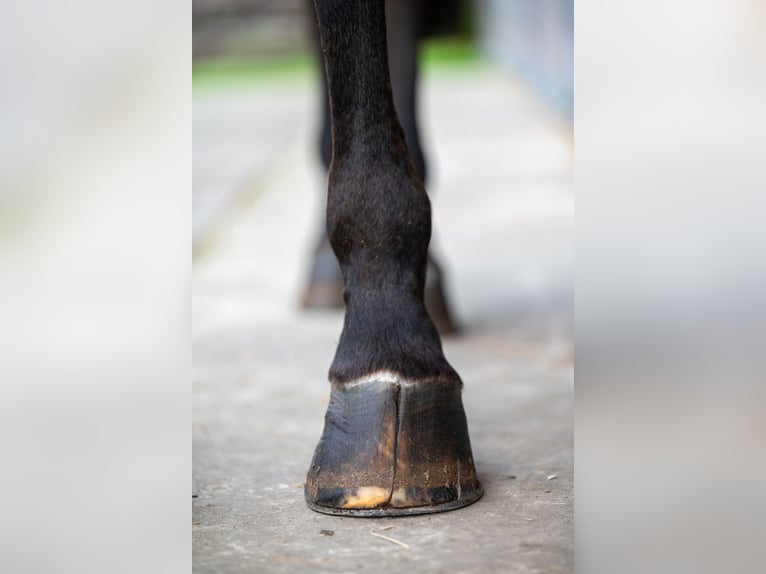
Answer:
425, 257, 459, 335
302, 241, 459, 335
301, 241, 345, 308
301, 280, 345, 308
305, 375, 482, 517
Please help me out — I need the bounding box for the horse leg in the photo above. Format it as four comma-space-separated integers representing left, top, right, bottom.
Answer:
305, 0, 481, 516
302, 0, 457, 334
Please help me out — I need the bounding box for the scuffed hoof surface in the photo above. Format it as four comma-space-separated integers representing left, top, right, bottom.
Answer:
305, 376, 482, 517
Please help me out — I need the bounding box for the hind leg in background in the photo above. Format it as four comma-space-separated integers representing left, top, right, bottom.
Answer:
301, 0, 458, 334
305, 0, 481, 516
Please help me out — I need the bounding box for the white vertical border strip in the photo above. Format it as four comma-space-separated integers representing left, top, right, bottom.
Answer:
575, 2, 766, 573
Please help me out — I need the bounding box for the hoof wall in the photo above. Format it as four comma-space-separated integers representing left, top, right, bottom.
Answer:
307, 486, 482, 517
305, 376, 482, 516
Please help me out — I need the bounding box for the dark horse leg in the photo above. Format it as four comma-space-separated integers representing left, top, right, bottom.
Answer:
305, 0, 481, 516
302, 0, 458, 334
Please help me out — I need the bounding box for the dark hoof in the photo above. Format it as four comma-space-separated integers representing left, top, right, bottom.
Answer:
305, 376, 482, 516
302, 242, 459, 334
301, 241, 345, 308
301, 280, 345, 308
425, 258, 459, 335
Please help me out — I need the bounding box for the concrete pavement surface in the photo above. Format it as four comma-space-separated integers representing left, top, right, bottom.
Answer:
193, 65, 573, 573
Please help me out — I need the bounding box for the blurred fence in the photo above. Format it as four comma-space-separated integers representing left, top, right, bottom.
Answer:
478, 0, 573, 118
193, 0, 574, 119
193, 0, 310, 60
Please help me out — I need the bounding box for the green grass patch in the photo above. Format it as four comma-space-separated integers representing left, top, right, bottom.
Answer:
193, 54, 315, 91
192, 37, 480, 92
420, 37, 481, 68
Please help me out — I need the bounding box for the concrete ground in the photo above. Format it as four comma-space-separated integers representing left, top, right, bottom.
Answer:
193, 64, 573, 573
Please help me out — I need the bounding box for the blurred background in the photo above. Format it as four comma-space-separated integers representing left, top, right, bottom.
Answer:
192, 0, 573, 251
193, 1, 574, 572
1, 1, 763, 573
192, 0, 572, 112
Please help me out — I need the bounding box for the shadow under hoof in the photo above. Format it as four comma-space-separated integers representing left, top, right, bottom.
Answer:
305, 376, 482, 517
